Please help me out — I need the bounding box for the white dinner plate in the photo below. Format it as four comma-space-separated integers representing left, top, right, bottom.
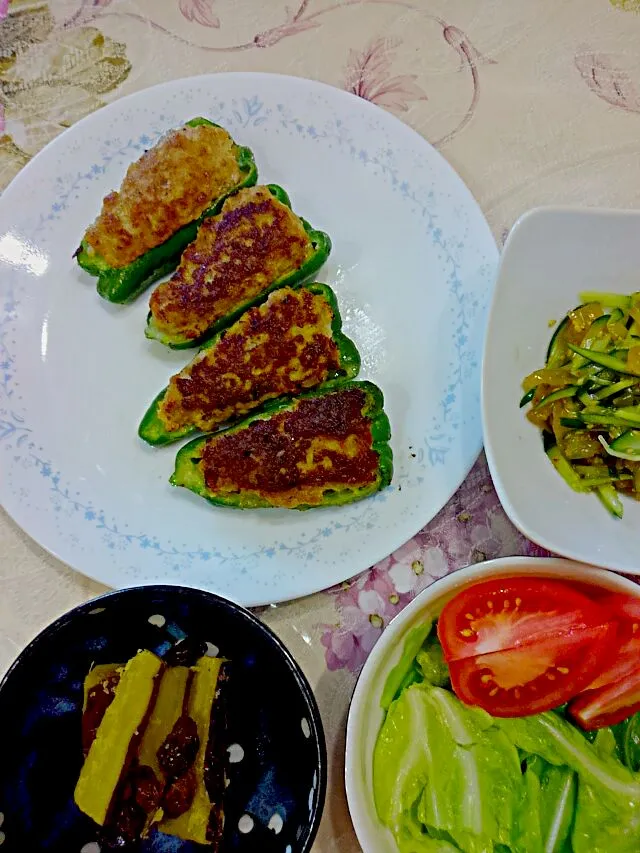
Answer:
0, 73, 497, 605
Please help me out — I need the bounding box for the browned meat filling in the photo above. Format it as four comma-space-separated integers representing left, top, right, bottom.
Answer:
83, 124, 242, 268
148, 186, 314, 341
200, 388, 380, 508
159, 286, 341, 434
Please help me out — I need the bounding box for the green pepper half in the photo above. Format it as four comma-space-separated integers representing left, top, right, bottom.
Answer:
138, 281, 361, 447
144, 184, 332, 350
169, 380, 393, 511
75, 118, 258, 304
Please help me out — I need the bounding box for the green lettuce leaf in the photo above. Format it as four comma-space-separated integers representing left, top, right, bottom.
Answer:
592, 727, 618, 761
373, 681, 434, 834
374, 684, 533, 853
613, 712, 640, 771
525, 756, 575, 852
416, 634, 450, 688
511, 763, 543, 853
381, 621, 433, 710
572, 778, 640, 852
397, 831, 460, 852
395, 807, 462, 853
497, 710, 640, 852
496, 711, 640, 799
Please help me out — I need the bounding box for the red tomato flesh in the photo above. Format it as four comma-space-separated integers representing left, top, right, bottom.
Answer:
568, 593, 640, 729
601, 591, 640, 622
568, 677, 640, 730
449, 621, 617, 717
437, 577, 610, 662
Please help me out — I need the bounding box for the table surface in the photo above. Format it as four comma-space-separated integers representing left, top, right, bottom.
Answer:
2, 0, 640, 848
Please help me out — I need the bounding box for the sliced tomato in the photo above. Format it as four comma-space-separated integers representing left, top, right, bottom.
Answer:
584, 594, 640, 690
437, 577, 610, 662
449, 621, 617, 717
600, 591, 640, 622
568, 592, 640, 729
568, 676, 640, 730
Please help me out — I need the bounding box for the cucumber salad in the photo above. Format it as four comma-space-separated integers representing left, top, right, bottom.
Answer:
520, 291, 640, 518
373, 576, 640, 852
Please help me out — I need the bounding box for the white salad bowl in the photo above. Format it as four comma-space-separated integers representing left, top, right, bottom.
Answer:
344, 556, 640, 853
482, 206, 640, 574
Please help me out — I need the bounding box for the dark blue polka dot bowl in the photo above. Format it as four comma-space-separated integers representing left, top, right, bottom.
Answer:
0, 585, 326, 852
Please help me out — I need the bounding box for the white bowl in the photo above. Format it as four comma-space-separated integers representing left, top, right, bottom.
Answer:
344, 556, 640, 853
483, 206, 640, 574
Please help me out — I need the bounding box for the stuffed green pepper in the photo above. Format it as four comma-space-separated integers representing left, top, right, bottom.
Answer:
138, 282, 360, 446
170, 381, 393, 510
145, 184, 332, 349
75, 118, 257, 303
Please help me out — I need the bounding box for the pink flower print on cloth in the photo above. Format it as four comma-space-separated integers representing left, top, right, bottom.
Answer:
179, 0, 220, 28
344, 37, 427, 114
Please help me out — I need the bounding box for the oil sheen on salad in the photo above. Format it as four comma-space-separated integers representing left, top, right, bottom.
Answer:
373, 576, 640, 853
520, 290, 640, 519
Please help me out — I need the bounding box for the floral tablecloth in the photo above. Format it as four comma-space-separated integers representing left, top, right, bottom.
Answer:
2, 0, 640, 848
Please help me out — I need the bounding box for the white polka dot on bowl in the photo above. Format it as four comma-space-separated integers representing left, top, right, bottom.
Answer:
238, 814, 254, 834
205, 641, 219, 657
267, 812, 283, 834
227, 743, 244, 763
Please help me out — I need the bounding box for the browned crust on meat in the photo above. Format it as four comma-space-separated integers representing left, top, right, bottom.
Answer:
159, 287, 341, 434
199, 388, 380, 508
148, 186, 314, 341
83, 124, 242, 268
